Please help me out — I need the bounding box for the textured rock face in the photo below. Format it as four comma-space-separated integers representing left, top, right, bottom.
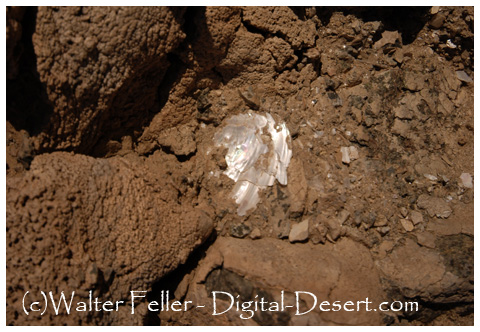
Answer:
242, 7, 317, 49
32, 7, 186, 153
6, 152, 213, 325
163, 237, 385, 325
377, 238, 473, 302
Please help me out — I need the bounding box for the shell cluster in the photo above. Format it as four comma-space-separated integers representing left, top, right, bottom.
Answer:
214, 112, 292, 215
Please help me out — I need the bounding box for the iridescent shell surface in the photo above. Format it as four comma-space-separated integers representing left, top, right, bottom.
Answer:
214, 112, 292, 216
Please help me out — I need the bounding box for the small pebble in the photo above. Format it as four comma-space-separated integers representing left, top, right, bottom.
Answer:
456, 71, 473, 83
400, 218, 414, 232
348, 146, 359, 161
459, 172, 473, 188
446, 39, 457, 49
341, 146, 359, 164
415, 232, 436, 249
430, 6, 440, 15
338, 210, 350, 225
289, 219, 310, 243
440, 175, 449, 184
379, 240, 394, 253
424, 174, 438, 181
230, 223, 251, 238
377, 226, 390, 236
410, 211, 424, 225
326, 219, 341, 241
249, 227, 262, 239
374, 216, 388, 227
341, 147, 350, 164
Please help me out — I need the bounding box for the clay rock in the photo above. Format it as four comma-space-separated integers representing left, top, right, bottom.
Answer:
157, 123, 197, 157
6, 152, 213, 325
242, 7, 316, 49
216, 26, 271, 83
32, 7, 186, 153
181, 237, 385, 325
410, 211, 424, 225
404, 71, 426, 91
373, 30, 402, 49
415, 231, 436, 249
377, 238, 472, 303
459, 173, 473, 188
287, 158, 307, 217
391, 118, 410, 138
288, 219, 309, 242
189, 7, 241, 69
265, 37, 297, 71
416, 194, 452, 218
400, 218, 415, 232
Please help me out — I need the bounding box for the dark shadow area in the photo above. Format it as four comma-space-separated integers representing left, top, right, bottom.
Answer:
204, 268, 291, 325
91, 6, 229, 157
143, 231, 217, 326
90, 56, 173, 157
406, 300, 474, 324
289, 7, 307, 20
316, 7, 431, 45
181, 6, 232, 85
6, 7, 53, 136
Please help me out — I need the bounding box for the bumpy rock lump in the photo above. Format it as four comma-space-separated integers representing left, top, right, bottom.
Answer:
6, 152, 213, 325
32, 7, 186, 153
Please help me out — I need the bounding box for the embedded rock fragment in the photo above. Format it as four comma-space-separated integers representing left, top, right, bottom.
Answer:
459, 172, 473, 188
400, 218, 414, 232
287, 158, 307, 216
378, 238, 472, 303
415, 232, 436, 249
456, 70, 473, 83
417, 194, 453, 219
373, 30, 402, 49
289, 219, 310, 242
410, 211, 424, 225
340, 146, 359, 164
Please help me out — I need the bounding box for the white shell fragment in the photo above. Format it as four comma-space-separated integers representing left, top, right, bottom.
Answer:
340, 146, 359, 165
459, 172, 473, 188
341, 147, 351, 164
446, 39, 457, 49
456, 70, 473, 83
214, 112, 292, 216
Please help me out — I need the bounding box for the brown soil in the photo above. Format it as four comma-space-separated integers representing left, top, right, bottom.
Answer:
6, 6, 473, 326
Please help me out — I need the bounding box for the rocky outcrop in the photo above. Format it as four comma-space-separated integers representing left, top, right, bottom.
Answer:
32, 7, 186, 154
6, 152, 213, 325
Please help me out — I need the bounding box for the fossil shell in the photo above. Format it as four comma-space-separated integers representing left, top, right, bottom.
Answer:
214, 112, 292, 216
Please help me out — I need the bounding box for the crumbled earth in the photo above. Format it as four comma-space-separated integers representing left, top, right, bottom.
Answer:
6, 6, 473, 326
